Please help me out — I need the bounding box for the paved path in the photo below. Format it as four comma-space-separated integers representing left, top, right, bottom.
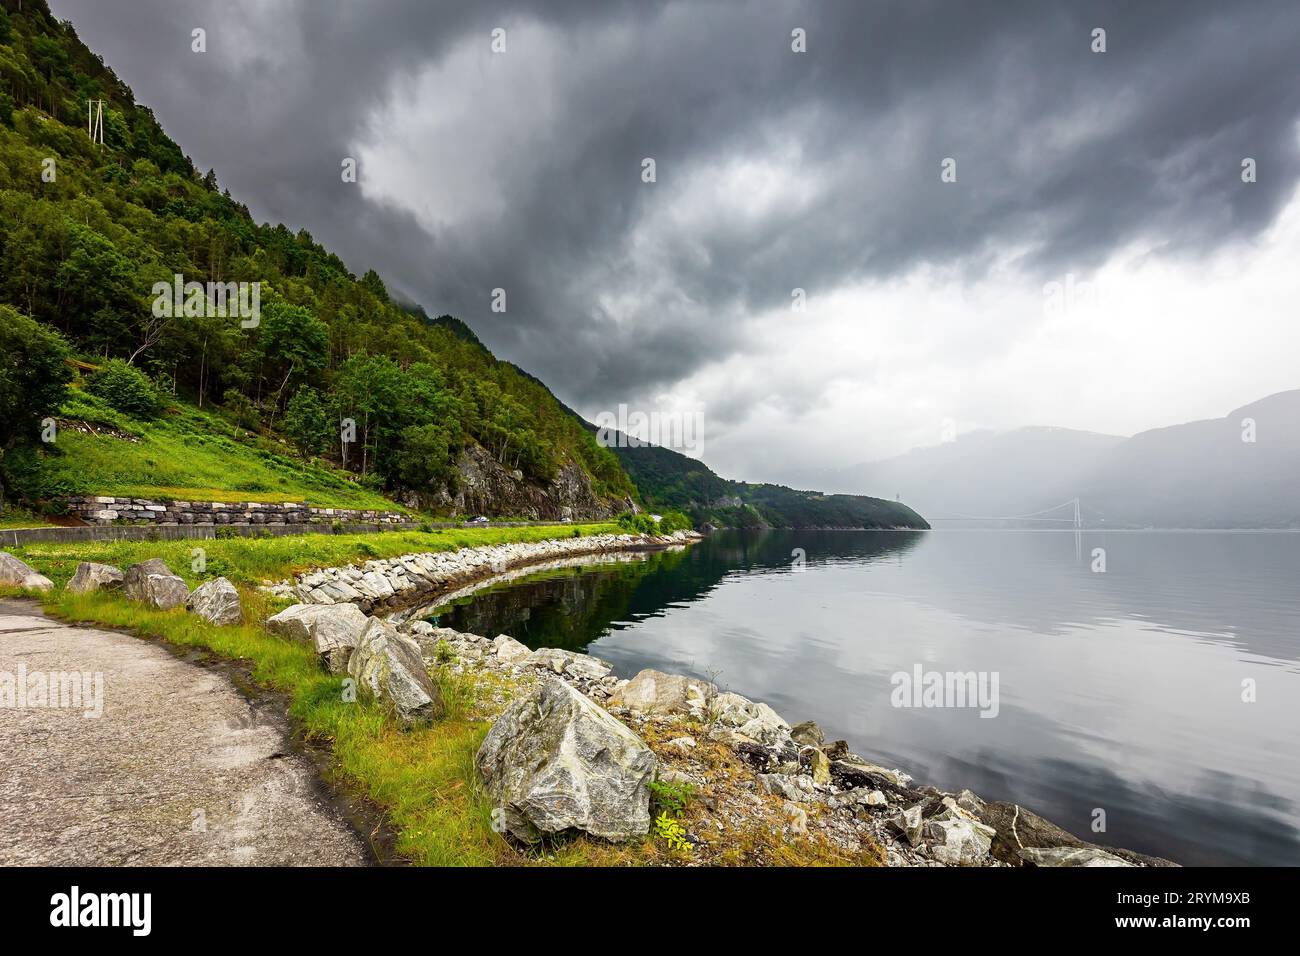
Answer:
0, 599, 368, 866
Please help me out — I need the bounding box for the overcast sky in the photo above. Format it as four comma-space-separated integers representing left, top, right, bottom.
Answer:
50, 0, 1300, 484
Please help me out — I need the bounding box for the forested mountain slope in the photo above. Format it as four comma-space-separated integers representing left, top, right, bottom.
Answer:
0, 0, 633, 517
605, 433, 929, 530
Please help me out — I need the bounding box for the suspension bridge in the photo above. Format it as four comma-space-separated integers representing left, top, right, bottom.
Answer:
926, 497, 1086, 527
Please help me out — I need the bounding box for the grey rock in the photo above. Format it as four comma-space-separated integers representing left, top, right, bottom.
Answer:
123, 559, 189, 610
0, 551, 53, 592
187, 577, 242, 626
791, 720, 825, 747
925, 807, 996, 865
1020, 846, 1134, 867
608, 668, 716, 717
977, 801, 1085, 865
266, 603, 370, 674
475, 677, 656, 842
348, 617, 443, 725
891, 803, 925, 846
799, 746, 832, 785
758, 772, 816, 803
66, 561, 124, 594
710, 691, 791, 745
823, 739, 867, 763
525, 647, 612, 682
492, 633, 531, 664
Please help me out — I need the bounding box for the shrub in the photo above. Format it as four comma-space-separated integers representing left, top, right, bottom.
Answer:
649, 777, 694, 817
85, 359, 162, 419
653, 812, 692, 856
657, 510, 694, 533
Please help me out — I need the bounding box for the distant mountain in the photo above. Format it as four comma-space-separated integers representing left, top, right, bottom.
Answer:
817, 427, 1124, 523
1082, 390, 1300, 529
818, 390, 1300, 529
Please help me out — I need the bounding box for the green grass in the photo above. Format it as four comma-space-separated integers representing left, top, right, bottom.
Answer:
0, 507, 51, 530
38, 389, 402, 510
9, 523, 621, 589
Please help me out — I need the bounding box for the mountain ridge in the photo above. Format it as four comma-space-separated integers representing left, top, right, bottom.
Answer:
815, 389, 1300, 528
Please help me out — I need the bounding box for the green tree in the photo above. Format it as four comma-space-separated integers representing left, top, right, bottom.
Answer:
281, 387, 331, 459
0, 307, 72, 508
390, 423, 453, 489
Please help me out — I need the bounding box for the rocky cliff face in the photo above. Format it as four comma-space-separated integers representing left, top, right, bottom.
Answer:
416, 444, 634, 520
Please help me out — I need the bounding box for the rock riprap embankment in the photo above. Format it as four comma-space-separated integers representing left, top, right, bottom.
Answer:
348, 618, 443, 726
266, 602, 369, 674
412, 623, 1178, 866
262, 531, 699, 612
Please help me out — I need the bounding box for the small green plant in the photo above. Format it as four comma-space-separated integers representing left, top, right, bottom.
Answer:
418, 521, 434, 534
356, 541, 377, 558
649, 777, 694, 817
85, 359, 163, 419
434, 639, 455, 663
653, 811, 692, 855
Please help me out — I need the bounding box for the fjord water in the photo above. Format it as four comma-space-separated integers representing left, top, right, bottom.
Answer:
429, 529, 1300, 865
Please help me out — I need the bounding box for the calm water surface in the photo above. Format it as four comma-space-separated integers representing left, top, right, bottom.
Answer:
426, 529, 1300, 865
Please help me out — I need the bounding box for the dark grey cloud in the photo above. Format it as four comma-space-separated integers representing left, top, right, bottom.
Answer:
49, 0, 1300, 430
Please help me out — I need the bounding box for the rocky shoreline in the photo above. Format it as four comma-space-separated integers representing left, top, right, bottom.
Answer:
255, 531, 1177, 867
395, 625, 1178, 867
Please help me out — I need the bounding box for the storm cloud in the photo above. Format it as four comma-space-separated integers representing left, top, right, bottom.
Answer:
48, 0, 1300, 480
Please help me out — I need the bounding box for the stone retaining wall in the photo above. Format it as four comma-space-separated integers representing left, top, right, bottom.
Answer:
64, 495, 408, 527
265, 530, 702, 613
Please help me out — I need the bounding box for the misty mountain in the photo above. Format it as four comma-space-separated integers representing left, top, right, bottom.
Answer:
818, 390, 1300, 529
1082, 390, 1300, 529
817, 427, 1124, 524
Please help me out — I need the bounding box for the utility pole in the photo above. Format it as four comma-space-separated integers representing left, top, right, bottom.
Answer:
87, 99, 104, 146
1073, 497, 1082, 529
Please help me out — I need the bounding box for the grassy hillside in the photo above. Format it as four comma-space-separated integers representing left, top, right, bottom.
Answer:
3, 386, 401, 510
0, 0, 634, 516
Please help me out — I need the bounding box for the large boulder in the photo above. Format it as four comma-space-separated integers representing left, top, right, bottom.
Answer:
187, 577, 242, 625
123, 558, 189, 610
266, 603, 369, 673
492, 633, 531, 665
66, 561, 125, 594
476, 677, 657, 843
709, 691, 791, 745
347, 617, 442, 725
0, 552, 53, 592
608, 668, 716, 717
